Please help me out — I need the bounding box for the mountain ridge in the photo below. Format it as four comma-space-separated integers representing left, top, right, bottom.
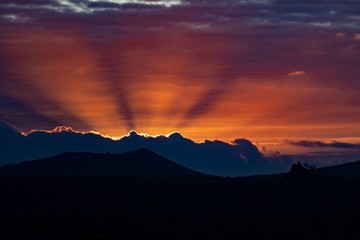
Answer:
0, 148, 209, 177
316, 160, 360, 179
0, 122, 292, 176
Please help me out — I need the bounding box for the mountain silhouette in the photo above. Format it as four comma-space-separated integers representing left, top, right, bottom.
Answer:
0, 122, 292, 176
284, 160, 360, 179
317, 160, 360, 179
0, 148, 208, 177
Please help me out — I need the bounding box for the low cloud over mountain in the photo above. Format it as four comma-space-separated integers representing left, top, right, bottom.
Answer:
0, 121, 291, 176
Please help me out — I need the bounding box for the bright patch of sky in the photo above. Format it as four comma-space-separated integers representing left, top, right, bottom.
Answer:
88, 0, 182, 7
0, 0, 184, 14
55, 0, 183, 13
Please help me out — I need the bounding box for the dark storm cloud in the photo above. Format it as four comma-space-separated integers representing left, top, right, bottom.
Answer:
285, 140, 360, 149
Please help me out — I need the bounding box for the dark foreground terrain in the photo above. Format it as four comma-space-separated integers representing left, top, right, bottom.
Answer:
0, 176, 360, 240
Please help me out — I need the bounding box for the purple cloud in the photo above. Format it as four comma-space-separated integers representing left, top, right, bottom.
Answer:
285, 139, 360, 149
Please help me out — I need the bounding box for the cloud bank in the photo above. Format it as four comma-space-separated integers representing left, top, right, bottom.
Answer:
0, 121, 292, 176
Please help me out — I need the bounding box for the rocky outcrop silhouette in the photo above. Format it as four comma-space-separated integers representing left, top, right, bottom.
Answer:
285, 162, 322, 180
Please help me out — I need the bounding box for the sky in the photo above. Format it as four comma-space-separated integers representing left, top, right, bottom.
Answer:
0, 0, 360, 161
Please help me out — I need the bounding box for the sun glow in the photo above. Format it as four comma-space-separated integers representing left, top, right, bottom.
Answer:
1, 8, 359, 148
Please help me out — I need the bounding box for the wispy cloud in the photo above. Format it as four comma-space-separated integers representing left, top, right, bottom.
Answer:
0, 0, 184, 14
285, 140, 360, 149
288, 70, 305, 76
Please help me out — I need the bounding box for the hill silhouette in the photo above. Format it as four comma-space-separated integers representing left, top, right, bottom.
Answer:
0, 148, 208, 177
0, 121, 292, 176
283, 160, 360, 180
317, 160, 360, 179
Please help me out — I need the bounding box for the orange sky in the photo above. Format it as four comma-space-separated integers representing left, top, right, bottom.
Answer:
1, 0, 360, 156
